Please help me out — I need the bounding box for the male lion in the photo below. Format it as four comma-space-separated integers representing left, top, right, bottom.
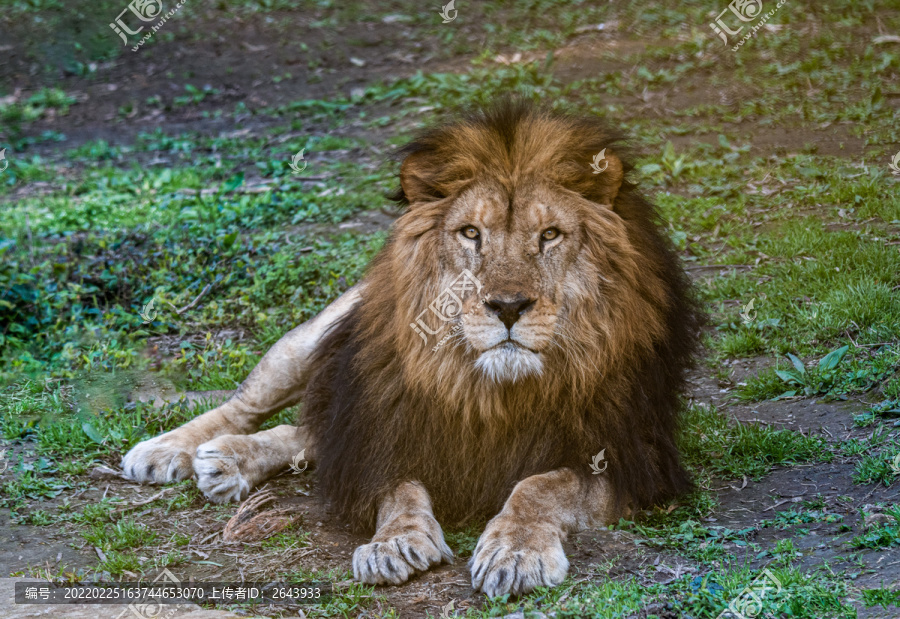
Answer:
122, 99, 701, 597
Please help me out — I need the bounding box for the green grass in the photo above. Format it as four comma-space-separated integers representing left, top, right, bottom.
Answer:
851, 505, 900, 550
73, 499, 119, 525
679, 403, 830, 479
0, 88, 76, 147
0, 469, 72, 510
95, 551, 143, 577
706, 220, 900, 356
259, 523, 311, 551
461, 564, 856, 619
83, 517, 158, 551
278, 567, 387, 618
760, 507, 844, 530
734, 345, 900, 402
853, 451, 900, 487
444, 523, 483, 559
862, 585, 900, 610
616, 516, 753, 564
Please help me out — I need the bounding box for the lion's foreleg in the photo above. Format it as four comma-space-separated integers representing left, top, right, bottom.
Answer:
470, 468, 616, 597
193, 424, 312, 503
121, 285, 364, 485
352, 481, 454, 585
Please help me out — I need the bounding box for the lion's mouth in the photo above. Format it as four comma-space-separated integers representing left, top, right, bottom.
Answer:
475, 340, 543, 382
490, 340, 538, 354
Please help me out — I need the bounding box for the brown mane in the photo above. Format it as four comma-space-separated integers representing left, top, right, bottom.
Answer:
303, 99, 702, 532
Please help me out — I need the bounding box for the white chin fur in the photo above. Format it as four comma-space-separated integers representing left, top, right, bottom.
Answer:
475, 344, 543, 382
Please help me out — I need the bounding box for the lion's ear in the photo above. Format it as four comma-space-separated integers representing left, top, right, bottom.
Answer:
399, 151, 443, 204
592, 149, 624, 208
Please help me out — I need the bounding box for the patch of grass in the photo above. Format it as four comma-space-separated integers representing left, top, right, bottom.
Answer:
159, 481, 203, 512
10, 561, 90, 583
467, 563, 856, 618
173, 84, 219, 107
83, 517, 158, 551
32, 394, 201, 460
717, 330, 767, 358
616, 517, 754, 564
0, 224, 383, 386
259, 523, 311, 552
279, 567, 386, 618
705, 219, 900, 359
16, 509, 55, 526
0, 88, 76, 145
444, 523, 483, 558
0, 380, 68, 439
96, 551, 143, 577
769, 538, 802, 566
74, 499, 120, 525
57, 460, 90, 476
862, 585, 900, 610
0, 469, 71, 508
168, 532, 191, 547
154, 550, 189, 569
680, 403, 830, 479
737, 345, 900, 402
318, 582, 393, 618
760, 507, 844, 530
0, 1, 898, 613
4, 0, 125, 77
66, 140, 120, 162
853, 451, 900, 487
362, 61, 562, 111
770, 346, 850, 399
869, 398, 900, 421
733, 365, 788, 401
851, 506, 900, 549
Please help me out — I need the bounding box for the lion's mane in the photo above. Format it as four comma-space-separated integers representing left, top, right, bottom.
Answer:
303, 99, 702, 532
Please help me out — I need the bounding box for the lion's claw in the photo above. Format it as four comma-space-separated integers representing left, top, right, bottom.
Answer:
470, 517, 568, 597
121, 433, 197, 484
194, 442, 250, 504
353, 529, 452, 585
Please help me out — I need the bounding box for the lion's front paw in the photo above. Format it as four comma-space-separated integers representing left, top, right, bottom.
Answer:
353, 527, 453, 585
193, 440, 251, 504
121, 431, 197, 484
470, 516, 568, 597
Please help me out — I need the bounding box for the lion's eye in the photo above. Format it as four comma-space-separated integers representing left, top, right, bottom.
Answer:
541, 228, 560, 242
461, 226, 481, 240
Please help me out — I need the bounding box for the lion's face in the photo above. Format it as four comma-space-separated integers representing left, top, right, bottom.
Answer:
443, 179, 593, 382
383, 102, 670, 395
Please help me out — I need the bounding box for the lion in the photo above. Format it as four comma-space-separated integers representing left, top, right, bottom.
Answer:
121, 99, 701, 597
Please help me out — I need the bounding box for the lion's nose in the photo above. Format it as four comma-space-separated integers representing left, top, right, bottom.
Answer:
485, 296, 536, 330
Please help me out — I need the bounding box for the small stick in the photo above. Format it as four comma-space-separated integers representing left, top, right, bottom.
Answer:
763, 497, 800, 512
175, 283, 212, 315
129, 487, 177, 507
